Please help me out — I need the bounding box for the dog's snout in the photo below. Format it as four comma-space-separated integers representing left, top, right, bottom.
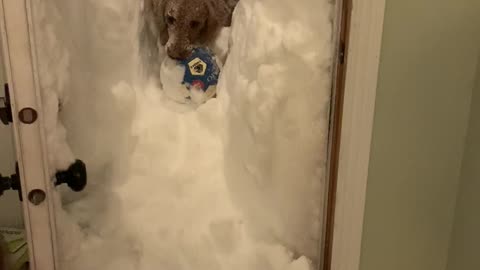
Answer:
167, 45, 192, 60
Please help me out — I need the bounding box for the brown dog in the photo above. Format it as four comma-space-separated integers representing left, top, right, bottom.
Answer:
140, 0, 238, 77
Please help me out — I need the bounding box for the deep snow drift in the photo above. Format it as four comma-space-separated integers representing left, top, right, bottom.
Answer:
31, 0, 334, 269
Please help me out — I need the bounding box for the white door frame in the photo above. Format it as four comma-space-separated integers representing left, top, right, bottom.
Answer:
0, 0, 58, 269
0, 0, 385, 269
330, 0, 386, 270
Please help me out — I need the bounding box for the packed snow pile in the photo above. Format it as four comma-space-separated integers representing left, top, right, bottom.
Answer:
31, 0, 334, 269
32, 0, 75, 175
222, 0, 333, 258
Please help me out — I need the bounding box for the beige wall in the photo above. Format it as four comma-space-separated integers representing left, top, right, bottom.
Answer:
360, 1, 480, 270
446, 54, 480, 270
0, 39, 24, 228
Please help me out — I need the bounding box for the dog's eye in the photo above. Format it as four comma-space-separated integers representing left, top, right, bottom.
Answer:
166, 15, 176, 25
190, 20, 201, 29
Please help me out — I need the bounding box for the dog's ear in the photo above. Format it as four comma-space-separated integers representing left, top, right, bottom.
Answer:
152, 0, 169, 45
200, 0, 224, 44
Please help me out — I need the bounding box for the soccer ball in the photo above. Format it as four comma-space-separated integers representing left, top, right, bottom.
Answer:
160, 47, 221, 104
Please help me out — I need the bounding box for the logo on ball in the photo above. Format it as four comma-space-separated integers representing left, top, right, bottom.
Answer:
188, 58, 207, 76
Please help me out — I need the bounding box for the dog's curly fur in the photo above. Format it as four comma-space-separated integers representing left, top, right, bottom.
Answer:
139, 0, 238, 78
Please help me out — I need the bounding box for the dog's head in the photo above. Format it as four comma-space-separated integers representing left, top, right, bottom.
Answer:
152, 0, 223, 60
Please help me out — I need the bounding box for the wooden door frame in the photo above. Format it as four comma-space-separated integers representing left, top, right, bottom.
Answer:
327, 0, 386, 270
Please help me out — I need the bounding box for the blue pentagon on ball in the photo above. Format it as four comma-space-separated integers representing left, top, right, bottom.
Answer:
179, 47, 220, 96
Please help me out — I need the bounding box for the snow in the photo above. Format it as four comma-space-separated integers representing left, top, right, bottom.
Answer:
31, 0, 334, 269
160, 57, 190, 104
33, 0, 75, 174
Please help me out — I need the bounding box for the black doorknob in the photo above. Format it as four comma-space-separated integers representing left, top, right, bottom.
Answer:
55, 159, 87, 192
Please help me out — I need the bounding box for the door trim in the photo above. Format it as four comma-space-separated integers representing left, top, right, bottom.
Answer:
330, 0, 386, 270
322, 0, 352, 268
0, 0, 58, 269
